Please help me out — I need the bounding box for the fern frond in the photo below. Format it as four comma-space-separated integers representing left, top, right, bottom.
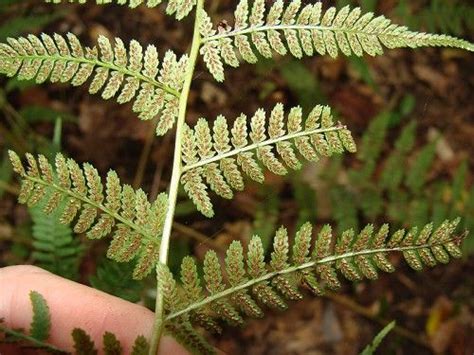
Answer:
30, 199, 83, 280
0, 33, 187, 135
90, 259, 143, 302
45, 0, 196, 20
157, 218, 465, 353
9, 151, 168, 279
199, 2, 474, 81
180, 103, 356, 217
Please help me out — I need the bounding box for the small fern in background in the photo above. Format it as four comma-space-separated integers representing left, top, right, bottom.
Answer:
396, 0, 474, 36
90, 260, 144, 303
322, 102, 473, 254
30, 198, 82, 280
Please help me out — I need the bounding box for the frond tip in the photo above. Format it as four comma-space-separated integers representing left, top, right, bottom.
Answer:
180, 103, 356, 217
8, 151, 168, 279
158, 219, 467, 354
199, 1, 474, 81
0, 33, 187, 135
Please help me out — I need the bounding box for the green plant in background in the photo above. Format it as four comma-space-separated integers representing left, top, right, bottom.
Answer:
90, 259, 145, 302
396, 0, 474, 36
361, 321, 396, 355
29, 198, 83, 280
1, 0, 473, 354
0, 2, 71, 198
323, 99, 474, 254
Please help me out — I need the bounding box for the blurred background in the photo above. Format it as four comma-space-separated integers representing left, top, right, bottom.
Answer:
0, 0, 473, 353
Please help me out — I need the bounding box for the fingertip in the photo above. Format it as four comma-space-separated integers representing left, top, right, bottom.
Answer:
0, 265, 188, 354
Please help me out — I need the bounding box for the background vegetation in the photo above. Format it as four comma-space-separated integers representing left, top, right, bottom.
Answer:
0, 0, 473, 353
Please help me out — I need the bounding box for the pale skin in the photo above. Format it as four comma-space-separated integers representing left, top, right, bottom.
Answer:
0, 265, 188, 354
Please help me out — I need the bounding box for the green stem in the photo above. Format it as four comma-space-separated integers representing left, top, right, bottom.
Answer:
149, 1, 204, 354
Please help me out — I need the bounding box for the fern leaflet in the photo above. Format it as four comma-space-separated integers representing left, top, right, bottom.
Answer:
157, 219, 465, 354
45, 0, 197, 20
180, 103, 356, 217
8, 151, 168, 279
0, 33, 187, 135
199, 1, 474, 81
29, 291, 51, 342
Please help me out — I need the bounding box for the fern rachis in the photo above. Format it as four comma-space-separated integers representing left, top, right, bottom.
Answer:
1, 0, 473, 354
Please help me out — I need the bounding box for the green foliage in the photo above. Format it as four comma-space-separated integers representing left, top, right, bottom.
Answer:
29, 290, 51, 342
18, 106, 76, 124
0, 151, 13, 198
1, 1, 473, 354
131, 336, 150, 355
30, 198, 82, 280
90, 259, 144, 302
46, 0, 197, 20
157, 219, 464, 354
73, 325, 150, 354
253, 187, 279, 252
103, 332, 122, 355
0, 33, 185, 136
0, 14, 61, 42
279, 60, 325, 110
3, 290, 152, 354
0, 290, 65, 353
199, 1, 473, 81
0, 1, 62, 42
72, 328, 97, 355
180, 104, 356, 217
8, 151, 168, 279
325, 108, 473, 248
292, 173, 318, 229
360, 321, 396, 355
396, 0, 474, 36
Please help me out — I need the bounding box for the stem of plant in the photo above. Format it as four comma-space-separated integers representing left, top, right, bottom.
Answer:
149, 1, 204, 354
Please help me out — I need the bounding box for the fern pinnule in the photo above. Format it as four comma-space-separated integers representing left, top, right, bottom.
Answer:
156, 218, 466, 354
180, 103, 355, 217
45, 0, 196, 20
0, 33, 187, 135
199, 1, 474, 81
8, 151, 167, 279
